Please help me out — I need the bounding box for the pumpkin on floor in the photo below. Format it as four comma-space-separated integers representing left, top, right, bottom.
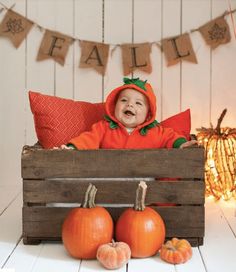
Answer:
97, 240, 131, 269
62, 184, 114, 259
160, 238, 192, 264
115, 181, 166, 258
197, 109, 236, 200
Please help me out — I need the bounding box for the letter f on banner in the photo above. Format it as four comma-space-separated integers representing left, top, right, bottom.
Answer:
37, 30, 73, 66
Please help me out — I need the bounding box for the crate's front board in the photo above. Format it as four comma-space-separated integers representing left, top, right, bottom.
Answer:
22, 146, 205, 246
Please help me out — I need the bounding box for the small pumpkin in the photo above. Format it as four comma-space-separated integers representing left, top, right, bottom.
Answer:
160, 238, 192, 264
62, 184, 114, 259
97, 240, 131, 270
115, 181, 166, 258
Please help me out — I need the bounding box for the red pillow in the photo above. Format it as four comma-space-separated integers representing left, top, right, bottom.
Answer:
29, 91, 105, 149
160, 109, 191, 140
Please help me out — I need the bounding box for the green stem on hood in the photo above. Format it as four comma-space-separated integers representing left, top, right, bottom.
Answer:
123, 77, 147, 91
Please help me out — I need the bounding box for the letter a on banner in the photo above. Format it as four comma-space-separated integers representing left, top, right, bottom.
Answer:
37, 30, 73, 66
121, 43, 152, 76
79, 40, 110, 75
0, 10, 33, 48
162, 33, 197, 67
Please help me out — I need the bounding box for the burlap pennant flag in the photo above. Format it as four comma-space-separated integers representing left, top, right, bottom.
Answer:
198, 17, 231, 49
79, 40, 110, 75
0, 10, 33, 48
37, 30, 73, 66
162, 33, 198, 67
121, 43, 152, 75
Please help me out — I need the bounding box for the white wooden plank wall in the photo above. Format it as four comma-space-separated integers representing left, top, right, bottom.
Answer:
0, 0, 236, 186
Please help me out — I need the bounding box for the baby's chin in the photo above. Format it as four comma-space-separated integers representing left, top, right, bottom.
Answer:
119, 119, 140, 128
116, 114, 144, 128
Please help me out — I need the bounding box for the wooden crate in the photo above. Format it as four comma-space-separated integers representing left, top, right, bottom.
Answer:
22, 145, 205, 246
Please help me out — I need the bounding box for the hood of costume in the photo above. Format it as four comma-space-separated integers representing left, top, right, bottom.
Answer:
105, 78, 157, 133
68, 78, 187, 150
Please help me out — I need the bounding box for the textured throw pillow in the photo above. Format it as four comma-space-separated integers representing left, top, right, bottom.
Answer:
160, 109, 191, 140
29, 91, 105, 149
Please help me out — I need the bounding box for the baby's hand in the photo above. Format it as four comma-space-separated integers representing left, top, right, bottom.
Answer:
180, 140, 198, 149
53, 144, 75, 150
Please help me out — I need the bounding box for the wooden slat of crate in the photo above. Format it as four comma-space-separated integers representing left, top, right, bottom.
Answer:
23, 205, 204, 243
23, 179, 205, 205
22, 147, 204, 179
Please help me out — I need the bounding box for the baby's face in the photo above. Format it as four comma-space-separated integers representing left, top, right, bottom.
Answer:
114, 88, 149, 128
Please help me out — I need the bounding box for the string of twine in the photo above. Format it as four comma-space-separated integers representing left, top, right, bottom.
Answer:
227, 0, 236, 39
0, 1, 236, 46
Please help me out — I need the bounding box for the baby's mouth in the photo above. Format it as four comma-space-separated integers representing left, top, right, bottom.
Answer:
124, 110, 135, 116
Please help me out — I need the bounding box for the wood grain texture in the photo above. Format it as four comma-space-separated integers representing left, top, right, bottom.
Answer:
21, 147, 205, 179
23, 179, 205, 204
23, 205, 204, 245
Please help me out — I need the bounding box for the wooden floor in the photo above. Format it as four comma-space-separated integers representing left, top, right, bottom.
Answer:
1, 184, 236, 272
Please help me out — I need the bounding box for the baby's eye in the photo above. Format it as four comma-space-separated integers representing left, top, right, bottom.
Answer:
136, 101, 143, 106
120, 98, 127, 102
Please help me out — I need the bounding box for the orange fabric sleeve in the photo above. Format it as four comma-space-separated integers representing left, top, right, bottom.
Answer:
158, 126, 187, 148
68, 120, 106, 149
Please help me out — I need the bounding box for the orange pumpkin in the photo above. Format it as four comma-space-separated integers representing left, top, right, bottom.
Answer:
160, 238, 192, 264
115, 181, 165, 258
62, 184, 114, 259
97, 240, 131, 269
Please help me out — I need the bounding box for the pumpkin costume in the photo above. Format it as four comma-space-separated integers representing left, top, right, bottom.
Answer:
68, 78, 187, 149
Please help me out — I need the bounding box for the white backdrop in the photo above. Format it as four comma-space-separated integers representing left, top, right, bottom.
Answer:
0, 0, 236, 185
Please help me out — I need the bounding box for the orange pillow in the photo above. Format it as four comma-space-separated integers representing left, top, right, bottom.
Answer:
160, 109, 191, 140
29, 91, 105, 149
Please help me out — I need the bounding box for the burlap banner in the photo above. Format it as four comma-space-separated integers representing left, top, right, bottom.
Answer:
162, 33, 198, 66
79, 40, 110, 75
121, 43, 152, 75
199, 17, 231, 49
0, 6, 235, 75
37, 30, 73, 66
0, 9, 33, 48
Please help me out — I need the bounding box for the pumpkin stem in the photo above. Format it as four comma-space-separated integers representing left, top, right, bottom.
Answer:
215, 108, 227, 135
111, 239, 116, 247
165, 243, 177, 252
82, 183, 97, 208
134, 181, 147, 211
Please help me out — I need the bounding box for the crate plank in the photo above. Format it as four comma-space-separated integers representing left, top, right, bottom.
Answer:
22, 147, 204, 179
108, 206, 205, 238
23, 206, 204, 243
23, 179, 205, 205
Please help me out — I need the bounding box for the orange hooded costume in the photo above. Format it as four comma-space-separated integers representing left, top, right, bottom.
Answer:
68, 78, 187, 149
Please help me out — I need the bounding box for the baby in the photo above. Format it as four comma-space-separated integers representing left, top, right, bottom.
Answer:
61, 78, 197, 150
